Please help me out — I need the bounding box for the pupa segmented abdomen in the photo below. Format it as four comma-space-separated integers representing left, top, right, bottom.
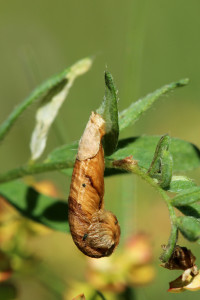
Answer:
68, 112, 120, 258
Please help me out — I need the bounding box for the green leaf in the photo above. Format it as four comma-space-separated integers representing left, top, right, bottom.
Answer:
176, 216, 200, 241
97, 71, 119, 156
0, 57, 92, 142
107, 136, 200, 172
30, 58, 93, 161
0, 181, 69, 232
168, 176, 196, 193
119, 78, 189, 131
45, 135, 200, 178
171, 187, 200, 207
46, 141, 78, 164
176, 203, 200, 219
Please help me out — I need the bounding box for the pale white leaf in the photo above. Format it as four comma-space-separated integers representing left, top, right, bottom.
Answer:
30, 58, 92, 161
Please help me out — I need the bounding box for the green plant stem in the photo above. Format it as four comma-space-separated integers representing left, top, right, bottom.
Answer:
160, 224, 178, 262
0, 156, 123, 184
134, 165, 176, 221
135, 167, 173, 213
0, 160, 74, 183
112, 158, 177, 261
113, 160, 174, 216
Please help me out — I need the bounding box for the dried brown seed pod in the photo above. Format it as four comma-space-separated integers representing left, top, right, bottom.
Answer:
161, 245, 196, 271
161, 245, 198, 281
68, 112, 120, 258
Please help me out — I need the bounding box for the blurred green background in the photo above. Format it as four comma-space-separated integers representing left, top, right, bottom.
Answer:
1, 0, 200, 299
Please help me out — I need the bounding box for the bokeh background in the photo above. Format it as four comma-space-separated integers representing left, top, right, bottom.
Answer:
1, 0, 200, 299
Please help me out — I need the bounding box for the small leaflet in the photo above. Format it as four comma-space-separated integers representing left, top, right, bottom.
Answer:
168, 175, 196, 193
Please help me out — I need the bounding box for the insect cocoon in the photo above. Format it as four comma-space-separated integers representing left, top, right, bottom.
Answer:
68, 112, 120, 258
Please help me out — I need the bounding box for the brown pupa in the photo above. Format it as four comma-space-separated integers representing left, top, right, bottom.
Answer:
68, 112, 120, 258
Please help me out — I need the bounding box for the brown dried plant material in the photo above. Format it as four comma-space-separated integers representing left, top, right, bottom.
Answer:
161, 245, 198, 281
68, 112, 120, 258
161, 245, 196, 271
168, 272, 200, 293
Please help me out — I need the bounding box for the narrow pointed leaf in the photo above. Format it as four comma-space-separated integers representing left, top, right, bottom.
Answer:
97, 71, 119, 155
0, 181, 69, 232
168, 176, 196, 193
171, 187, 200, 207
119, 78, 189, 131
176, 216, 200, 241
30, 57, 92, 161
0, 57, 92, 142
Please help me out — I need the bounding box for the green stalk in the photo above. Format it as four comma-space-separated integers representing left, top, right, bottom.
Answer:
112, 157, 177, 261
0, 160, 74, 183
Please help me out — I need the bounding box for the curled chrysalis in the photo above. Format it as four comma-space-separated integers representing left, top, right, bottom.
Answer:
68, 112, 120, 258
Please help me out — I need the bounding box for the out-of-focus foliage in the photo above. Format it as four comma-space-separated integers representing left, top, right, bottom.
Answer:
66, 234, 155, 300
0, 181, 65, 299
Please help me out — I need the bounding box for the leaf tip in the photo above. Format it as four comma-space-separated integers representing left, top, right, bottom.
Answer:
176, 78, 189, 87
69, 57, 93, 78
104, 70, 113, 88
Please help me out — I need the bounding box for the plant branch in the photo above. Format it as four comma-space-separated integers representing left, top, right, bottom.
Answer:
113, 156, 177, 261
0, 160, 74, 183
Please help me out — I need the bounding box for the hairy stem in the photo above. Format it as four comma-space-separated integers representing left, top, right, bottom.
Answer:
0, 160, 74, 183
112, 157, 177, 261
